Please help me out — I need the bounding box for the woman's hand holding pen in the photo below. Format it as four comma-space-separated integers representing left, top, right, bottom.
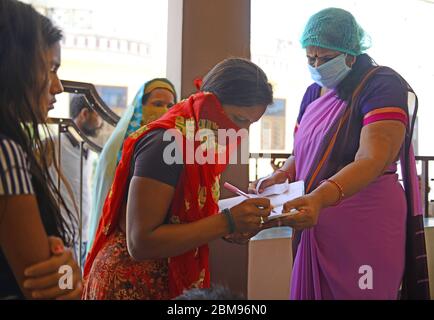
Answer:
229, 198, 272, 233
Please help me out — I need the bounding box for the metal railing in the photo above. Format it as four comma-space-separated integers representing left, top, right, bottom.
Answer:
250, 153, 434, 218
49, 80, 120, 268
61, 80, 120, 126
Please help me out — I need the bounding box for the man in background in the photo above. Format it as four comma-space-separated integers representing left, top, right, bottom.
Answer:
58, 95, 102, 266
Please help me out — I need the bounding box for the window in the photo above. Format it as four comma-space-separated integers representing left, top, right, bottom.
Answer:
24, 0, 168, 116
95, 85, 128, 113
260, 99, 286, 151
24, 0, 169, 143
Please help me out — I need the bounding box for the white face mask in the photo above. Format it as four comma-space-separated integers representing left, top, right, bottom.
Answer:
308, 54, 352, 89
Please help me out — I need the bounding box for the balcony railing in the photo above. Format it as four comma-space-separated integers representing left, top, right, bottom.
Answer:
249, 153, 434, 218
61, 80, 120, 126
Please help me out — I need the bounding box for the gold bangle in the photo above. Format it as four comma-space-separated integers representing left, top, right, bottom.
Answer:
320, 179, 345, 206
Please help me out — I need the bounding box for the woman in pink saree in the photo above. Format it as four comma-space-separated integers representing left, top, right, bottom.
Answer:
254, 8, 430, 299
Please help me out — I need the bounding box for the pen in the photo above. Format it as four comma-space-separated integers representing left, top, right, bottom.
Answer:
223, 182, 276, 213
223, 182, 252, 199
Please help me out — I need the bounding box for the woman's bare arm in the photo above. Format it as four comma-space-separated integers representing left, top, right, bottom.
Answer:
126, 176, 228, 260
127, 176, 271, 260
0, 195, 51, 299
313, 120, 406, 207
279, 120, 406, 230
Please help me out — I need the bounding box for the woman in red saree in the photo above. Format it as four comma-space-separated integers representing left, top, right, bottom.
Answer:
83, 58, 274, 299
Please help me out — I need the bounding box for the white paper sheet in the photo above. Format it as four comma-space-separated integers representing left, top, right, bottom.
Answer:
255, 177, 290, 197
218, 180, 305, 220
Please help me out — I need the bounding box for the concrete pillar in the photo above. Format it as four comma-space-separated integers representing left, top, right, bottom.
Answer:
167, 0, 251, 297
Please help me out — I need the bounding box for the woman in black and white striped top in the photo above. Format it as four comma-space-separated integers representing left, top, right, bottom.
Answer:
0, 0, 81, 300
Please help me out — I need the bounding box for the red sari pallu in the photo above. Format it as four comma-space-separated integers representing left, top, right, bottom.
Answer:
84, 92, 241, 298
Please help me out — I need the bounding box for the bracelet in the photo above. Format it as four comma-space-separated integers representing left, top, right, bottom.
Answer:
276, 168, 293, 182
222, 208, 236, 234
319, 179, 345, 206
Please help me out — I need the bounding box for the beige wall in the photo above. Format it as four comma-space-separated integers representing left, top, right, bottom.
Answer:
180, 0, 251, 98
178, 0, 252, 197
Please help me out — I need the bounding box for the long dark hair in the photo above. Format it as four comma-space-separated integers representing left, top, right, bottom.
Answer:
336, 53, 377, 102
201, 58, 273, 107
0, 0, 75, 246
40, 14, 63, 47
